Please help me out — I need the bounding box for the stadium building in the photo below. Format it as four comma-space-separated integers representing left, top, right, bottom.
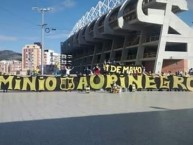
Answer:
61, 0, 193, 74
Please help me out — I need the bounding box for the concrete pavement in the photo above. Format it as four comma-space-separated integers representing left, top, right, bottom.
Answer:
0, 91, 193, 145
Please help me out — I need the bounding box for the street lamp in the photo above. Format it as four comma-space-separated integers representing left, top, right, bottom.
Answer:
28, 53, 32, 75
32, 7, 53, 75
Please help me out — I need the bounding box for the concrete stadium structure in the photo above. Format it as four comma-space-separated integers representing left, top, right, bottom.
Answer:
61, 0, 193, 73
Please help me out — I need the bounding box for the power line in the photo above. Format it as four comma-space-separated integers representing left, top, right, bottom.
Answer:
32, 7, 53, 75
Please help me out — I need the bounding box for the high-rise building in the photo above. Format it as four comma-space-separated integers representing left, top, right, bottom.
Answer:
22, 44, 41, 74
44, 49, 61, 74
44, 49, 60, 65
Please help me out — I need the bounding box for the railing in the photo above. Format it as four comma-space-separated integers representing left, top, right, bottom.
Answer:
98, 26, 104, 33
123, 11, 137, 22
127, 54, 136, 60
109, 20, 118, 28
125, 37, 140, 46
143, 35, 159, 43
143, 0, 154, 5
123, 4, 136, 15
143, 52, 156, 58
69, 0, 126, 37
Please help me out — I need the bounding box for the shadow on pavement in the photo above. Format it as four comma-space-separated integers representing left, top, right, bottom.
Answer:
0, 109, 193, 145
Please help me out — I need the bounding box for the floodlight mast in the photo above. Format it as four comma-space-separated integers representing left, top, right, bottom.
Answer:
32, 7, 53, 75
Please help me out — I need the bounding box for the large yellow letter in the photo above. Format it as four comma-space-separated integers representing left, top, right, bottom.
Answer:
120, 75, 126, 88
22, 77, 36, 91
90, 75, 104, 90
159, 76, 170, 89
14, 76, 21, 90
38, 77, 45, 91
77, 76, 88, 90
106, 75, 118, 88
128, 75, 143, 89
186, 77, 193, 91
172, 76, 187, 90
45, 77, 57, 91
0, 75, 14, 90
145, 75, 157, 89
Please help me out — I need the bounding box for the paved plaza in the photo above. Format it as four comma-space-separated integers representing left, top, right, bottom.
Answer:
0, 91, 193, 145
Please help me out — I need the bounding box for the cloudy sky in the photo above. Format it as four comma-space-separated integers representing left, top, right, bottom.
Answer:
0, 0, 193, 53
0, 0, 99, 53
187, 0, 193, 10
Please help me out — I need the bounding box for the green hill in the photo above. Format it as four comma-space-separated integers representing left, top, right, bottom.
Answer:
0, 50, 22, 61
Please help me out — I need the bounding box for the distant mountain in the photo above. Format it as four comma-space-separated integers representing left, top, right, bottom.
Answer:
0, 50, 22, 61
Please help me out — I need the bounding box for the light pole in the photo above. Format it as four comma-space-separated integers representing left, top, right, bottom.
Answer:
32, 7, 52, 75
28, 52, 32, 75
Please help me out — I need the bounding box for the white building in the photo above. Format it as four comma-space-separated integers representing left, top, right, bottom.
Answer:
62, 0, 193, 74
0, 60, 22, 75
44, 49, 60, 65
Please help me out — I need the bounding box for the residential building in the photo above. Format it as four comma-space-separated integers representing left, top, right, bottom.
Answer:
22, 44, 41, 74
44, 49, 60, 65
0, 60, 22, 75
44, 49, 61, 74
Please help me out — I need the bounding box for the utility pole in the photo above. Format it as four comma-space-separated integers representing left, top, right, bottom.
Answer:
28, 52, 32, 75
32, 7, 52, 75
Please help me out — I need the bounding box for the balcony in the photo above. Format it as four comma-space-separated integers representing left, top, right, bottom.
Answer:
143, 52, 156, 58
109, 20, 118, 29
125, 37, 140, 47
123, 11, 137, 23
143, 35, 159, 43
127, 54, 136, 60
123, 4, 136, 15
142, 0, 154, 6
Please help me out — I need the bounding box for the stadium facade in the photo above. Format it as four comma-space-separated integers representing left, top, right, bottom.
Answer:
61, 0, 193, 74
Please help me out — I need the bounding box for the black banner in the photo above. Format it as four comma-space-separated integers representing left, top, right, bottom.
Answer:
103, 64, 143, 74
0, 75, 193, 91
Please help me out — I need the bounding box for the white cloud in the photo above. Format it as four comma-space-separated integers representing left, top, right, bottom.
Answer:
52, 0, 76, 12
0, 35, 17, 41
62, 0, 76, 8
186, 0, 193, 10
